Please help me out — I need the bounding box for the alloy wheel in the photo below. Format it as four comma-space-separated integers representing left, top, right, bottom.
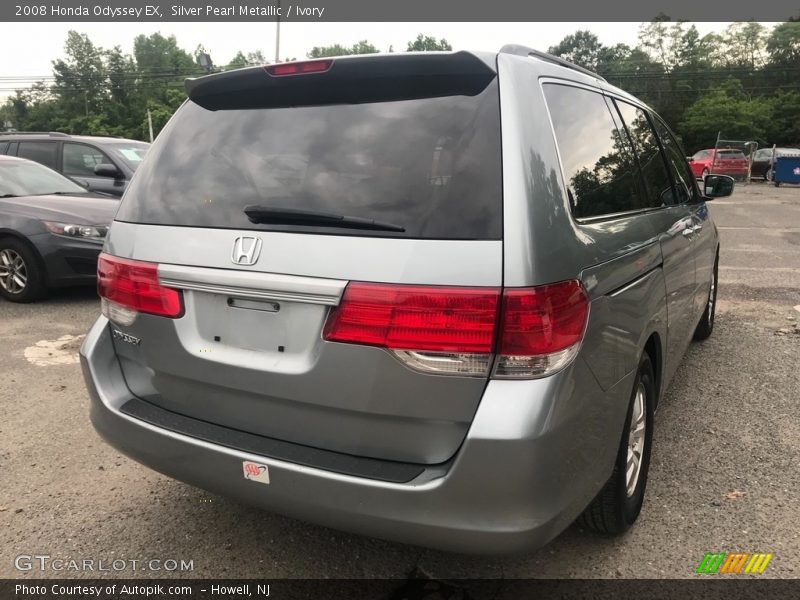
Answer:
625, 383, 647, 497
0, 248, 28, 294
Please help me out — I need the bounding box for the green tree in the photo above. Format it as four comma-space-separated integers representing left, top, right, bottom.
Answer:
226, 50, 267, 70
52, 31, 107, 120
720, 22, 767, 68
638, 17, 679, 72
765, 90, 800, 144
679, 80, 775, 151
548, 30, 604, 70
307, 41, 378, 58
765, 21, 800, 66
406, 34, 452, 52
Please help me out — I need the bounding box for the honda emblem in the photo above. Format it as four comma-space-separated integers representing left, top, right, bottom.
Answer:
231, 236, 263, 266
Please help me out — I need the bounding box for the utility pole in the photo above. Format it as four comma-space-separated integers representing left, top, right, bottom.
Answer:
275, 0, 281, 63
147, 109, 154, 143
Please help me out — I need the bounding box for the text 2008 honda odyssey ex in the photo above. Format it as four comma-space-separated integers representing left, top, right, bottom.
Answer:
81, 46, 733, 554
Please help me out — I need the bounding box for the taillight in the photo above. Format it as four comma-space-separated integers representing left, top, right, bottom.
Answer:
98, 253, 183, 325
495, 281, 589, 378
323, 280, 589, 378
323, 283, 500, 376
264, 59, 333, 77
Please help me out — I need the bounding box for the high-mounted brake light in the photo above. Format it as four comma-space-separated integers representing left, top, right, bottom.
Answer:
264, 59, 333, 77
323, 280, 589, 378
98, 253, 183, 325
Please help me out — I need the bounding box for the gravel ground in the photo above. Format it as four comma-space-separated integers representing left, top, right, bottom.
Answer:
1, 182, 798, 580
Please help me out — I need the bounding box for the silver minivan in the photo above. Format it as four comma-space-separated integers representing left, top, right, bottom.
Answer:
81, 46, 733, 554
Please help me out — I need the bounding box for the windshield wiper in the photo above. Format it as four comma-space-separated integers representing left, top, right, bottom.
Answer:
244, 206, 405, 233
0, 194, 17, 198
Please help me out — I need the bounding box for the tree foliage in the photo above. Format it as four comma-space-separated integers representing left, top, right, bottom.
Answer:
307, 40, 379, 58
546, 19, 800, 151
2, 23, 799, 151
406, 34, 452, 52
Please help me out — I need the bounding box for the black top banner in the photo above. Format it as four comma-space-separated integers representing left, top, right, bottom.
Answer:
2, 0, 799, 22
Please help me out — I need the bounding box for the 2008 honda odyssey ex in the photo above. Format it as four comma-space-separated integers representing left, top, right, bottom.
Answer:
81, 46, 733, 554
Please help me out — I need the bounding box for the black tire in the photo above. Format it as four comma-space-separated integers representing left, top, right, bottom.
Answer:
578, 353, 655, 535
694, 253, 719, 341
0, 237, 46, 303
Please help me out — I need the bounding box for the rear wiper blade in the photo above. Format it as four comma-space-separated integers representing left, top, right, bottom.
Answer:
243, 206, 405, 233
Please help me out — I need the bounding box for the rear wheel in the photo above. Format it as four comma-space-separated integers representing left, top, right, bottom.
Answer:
0, 238, 46, 303
694, 253, 719, 341
578, 353, 655, 535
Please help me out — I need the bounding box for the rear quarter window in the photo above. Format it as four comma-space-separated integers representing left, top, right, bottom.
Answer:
543, 83, 645, 219
116, 79, 503, 240
17, 141, 58, 170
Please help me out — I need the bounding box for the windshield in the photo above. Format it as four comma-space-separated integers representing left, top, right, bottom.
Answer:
106, 142, 150, 171
717, 150, 745, 159
117, 80, 502, 239
0, 160, 87, 197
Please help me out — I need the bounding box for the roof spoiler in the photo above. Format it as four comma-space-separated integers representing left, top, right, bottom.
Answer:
500, 44, 607, 82
185, 52, 496, 111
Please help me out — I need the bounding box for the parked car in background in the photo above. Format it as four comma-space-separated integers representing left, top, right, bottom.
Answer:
751, 147, 800, 181
0, 132, 149, 196
82, 47, 733, 554
688, 149, 749, 181
0, 155, 118, 302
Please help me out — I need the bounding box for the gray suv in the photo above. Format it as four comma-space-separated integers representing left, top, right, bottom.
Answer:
81, 47, 733, 554
0, 132, 149, 196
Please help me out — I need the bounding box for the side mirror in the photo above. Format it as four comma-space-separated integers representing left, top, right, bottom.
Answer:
703, 174, 734, 199
687, 157, 694, 162
94, 163, 122, 179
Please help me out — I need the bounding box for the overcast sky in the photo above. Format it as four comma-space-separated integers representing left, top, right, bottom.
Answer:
0, 21, 750, 99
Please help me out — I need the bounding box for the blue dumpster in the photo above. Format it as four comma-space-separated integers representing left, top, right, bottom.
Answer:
774, 155, 800, 186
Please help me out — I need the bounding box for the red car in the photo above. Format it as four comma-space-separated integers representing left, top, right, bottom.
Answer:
688, 149, 749, 181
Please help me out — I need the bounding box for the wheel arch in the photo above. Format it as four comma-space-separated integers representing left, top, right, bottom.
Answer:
0, 230, 49, 283
642, 332, 663, 409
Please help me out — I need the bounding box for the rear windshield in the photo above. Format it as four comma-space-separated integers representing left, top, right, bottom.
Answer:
717, 150, 745, 159
116, 80, 502, 239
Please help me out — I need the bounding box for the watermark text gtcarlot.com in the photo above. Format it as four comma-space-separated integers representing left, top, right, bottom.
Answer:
14, 554, 194, 572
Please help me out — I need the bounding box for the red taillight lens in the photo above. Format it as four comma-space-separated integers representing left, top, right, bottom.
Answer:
323, 283, 500, 353
499, 281, 589, 356
97, 253, 183, 319
323, 280, 589, 379
264, 59, 333, 77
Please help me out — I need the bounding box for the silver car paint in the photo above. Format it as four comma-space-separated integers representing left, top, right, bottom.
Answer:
82, 51, 719, 553
83, 315, 636, 554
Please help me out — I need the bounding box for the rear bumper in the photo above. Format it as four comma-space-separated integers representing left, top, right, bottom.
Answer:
81, 316, 630, 555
